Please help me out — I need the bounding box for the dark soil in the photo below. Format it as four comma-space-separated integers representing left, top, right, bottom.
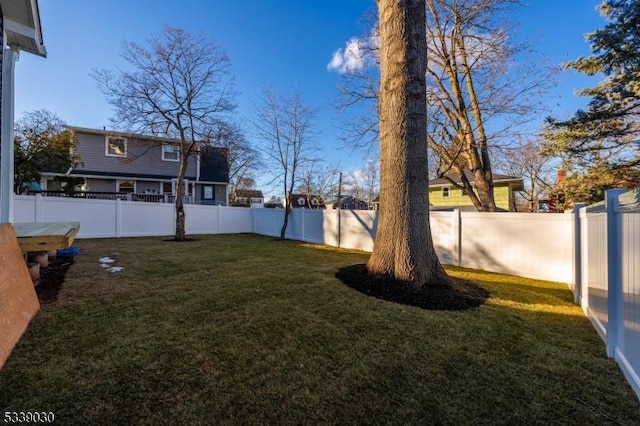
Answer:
35, 256, 75, 305
162, 238, 201, 242
335, 264, 489, 311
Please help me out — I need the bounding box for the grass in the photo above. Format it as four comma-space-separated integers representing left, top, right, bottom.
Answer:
1, 234, 639, 425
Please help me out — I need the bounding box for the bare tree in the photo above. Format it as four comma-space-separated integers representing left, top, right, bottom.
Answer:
92, 26, 236, 241
498, 141, 556, 212
296, 160, 340, 208
253, 88, 316, 239
343, 158, 379, 208
367, 0, 448, 286
332, 0, 554, 211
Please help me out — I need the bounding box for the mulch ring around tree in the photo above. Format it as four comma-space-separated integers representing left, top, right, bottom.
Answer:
35, 256, 75, 305
336, 264, 489, 311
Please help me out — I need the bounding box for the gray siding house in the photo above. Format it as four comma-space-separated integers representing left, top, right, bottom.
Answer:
40, 126, 229, 205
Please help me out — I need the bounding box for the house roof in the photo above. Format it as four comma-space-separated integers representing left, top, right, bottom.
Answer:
331, 195, 369, 209
67, 126, 182, 145
429, 171, 524, 191
1, 0, 47, 57
235, 189, 263, 199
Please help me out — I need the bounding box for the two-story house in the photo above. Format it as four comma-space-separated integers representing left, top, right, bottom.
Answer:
428, 172, 524, 211
39, 126, 229, 205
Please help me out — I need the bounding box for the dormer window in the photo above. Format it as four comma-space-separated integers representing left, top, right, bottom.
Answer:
442, 187, 450, 198
105, 136, 127, 157
162, 144, 180, 161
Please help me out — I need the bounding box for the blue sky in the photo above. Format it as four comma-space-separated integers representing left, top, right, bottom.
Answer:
17, 0, 605, 194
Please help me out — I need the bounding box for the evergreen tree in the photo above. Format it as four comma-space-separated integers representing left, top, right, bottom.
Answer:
545, 0, 640, 204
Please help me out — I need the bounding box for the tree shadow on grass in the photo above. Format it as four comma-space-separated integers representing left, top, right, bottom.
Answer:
336, 264, 489, 311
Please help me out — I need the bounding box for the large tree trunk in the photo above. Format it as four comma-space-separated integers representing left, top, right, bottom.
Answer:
367, 0, 448, 287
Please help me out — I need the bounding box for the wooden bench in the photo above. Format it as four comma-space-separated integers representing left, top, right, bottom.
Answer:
0, 224, 40, 369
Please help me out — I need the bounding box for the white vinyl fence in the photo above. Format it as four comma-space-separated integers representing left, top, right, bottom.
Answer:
12, 190, 640, 399
574, 190, 640, 400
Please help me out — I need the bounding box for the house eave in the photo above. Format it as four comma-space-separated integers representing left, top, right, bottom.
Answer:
1, 0, 47, 57
67, 126, 186, 146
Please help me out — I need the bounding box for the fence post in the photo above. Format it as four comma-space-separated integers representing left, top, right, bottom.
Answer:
115, 197, 122, 238
34, 194, 43, 223
572, 203, 585, 305
453, 209, 462, 267
337, 208, 341, 248
217, 204, 221, 234
605, 189, 625, 358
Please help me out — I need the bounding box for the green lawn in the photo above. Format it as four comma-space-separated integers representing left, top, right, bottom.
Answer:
1, 234, 639, 425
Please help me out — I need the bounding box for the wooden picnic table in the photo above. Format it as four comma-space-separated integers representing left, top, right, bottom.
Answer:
13, 222, 80, 253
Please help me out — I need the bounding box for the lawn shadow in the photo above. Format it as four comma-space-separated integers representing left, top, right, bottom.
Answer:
35, 256, 75, 305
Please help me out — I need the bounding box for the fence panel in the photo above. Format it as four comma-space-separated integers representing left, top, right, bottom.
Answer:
39, 196, 119, 238
459, 212, 574, 283
430, 212, 457, 265
285, 209, 304, 241
338, 210, 377, 252
620, 213, 640, 393
219, 207, 253, 234
291, 210, 325, 244
13, 195, 36, 222
253, 209, 284, 238
583, 212, 608, 337
120, 201, 174, 237
185, 204, 220, 235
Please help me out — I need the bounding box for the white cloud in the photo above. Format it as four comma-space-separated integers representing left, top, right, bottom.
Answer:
327, 37, 376, 74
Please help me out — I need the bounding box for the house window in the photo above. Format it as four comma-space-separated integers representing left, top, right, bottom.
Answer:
105, 137, 127, 157
162, 182, 173, 195
117, 180, 135, 193
162, 144, 180, 161
46, 179, 61, 191
442, 187, 450, 198
203, 186, 213, 199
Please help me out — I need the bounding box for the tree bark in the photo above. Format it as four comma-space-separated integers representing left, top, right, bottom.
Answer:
174, 156, 188, 241
367, 0, 448, 287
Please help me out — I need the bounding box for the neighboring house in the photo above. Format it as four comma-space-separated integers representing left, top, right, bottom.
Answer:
332, 195, 370, 210
0, 0, 47, 223
428, 172, 524, 212
38, 126, 229, 205
288, 193, 325, 209
264, 196, 283, 209
233, 189, 264, 208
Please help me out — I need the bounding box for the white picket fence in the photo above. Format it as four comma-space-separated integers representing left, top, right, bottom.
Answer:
12, 191, 640, 400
